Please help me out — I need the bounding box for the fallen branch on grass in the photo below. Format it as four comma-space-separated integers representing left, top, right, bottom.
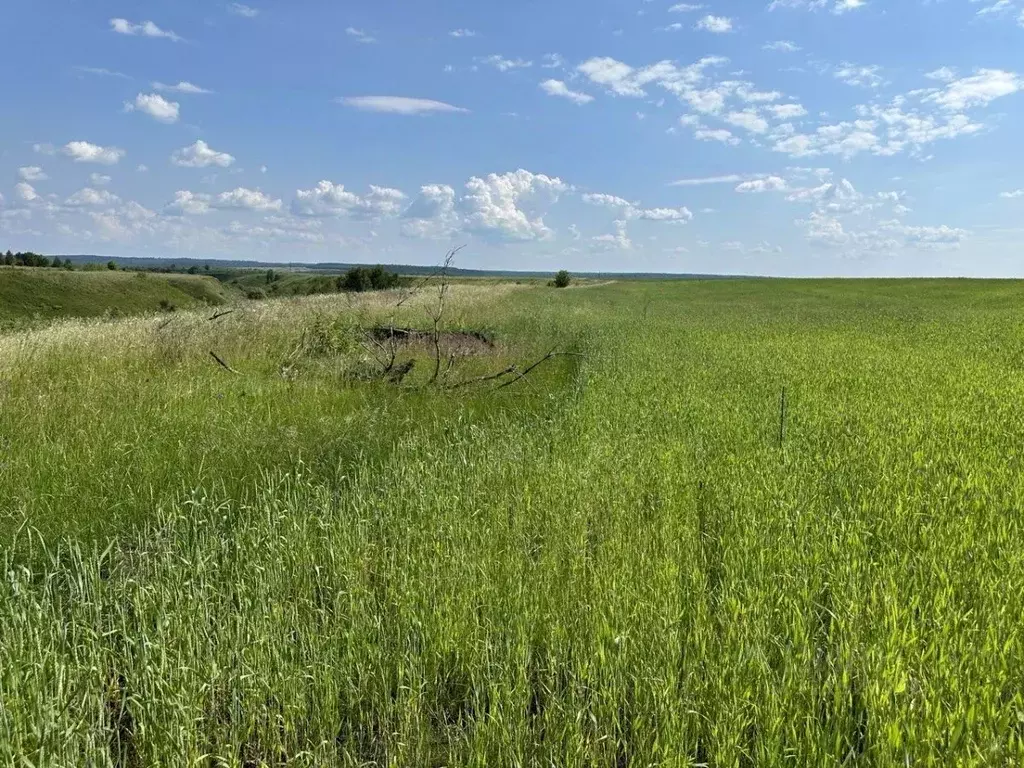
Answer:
209, 350, 240, 374
494, 350, 584, 390
208, 309, 236, 322
447, 364, 518, 390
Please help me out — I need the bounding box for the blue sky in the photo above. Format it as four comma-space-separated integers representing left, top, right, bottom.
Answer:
1, 0, 1023, 275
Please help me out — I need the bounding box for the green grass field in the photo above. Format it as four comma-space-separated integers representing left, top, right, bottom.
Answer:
0, 267, 232, 326
3, 278, 1024, 766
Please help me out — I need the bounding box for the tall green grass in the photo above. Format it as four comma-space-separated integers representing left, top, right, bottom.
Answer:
3, 279, 1024, 765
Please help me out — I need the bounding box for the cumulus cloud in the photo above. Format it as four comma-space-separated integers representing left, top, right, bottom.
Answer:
630, 206, 692, 221
834, 64, 885, 89
166, 190, 212, 215
539, 79, 594, 104
63, 141, 126, 165
213, 187, 283, 212
171, 140, 236, 168
124, 92, 180, 123
401, 184, 459, 238
291, 181, 407, 218
694, 127, 740, 144
15, 183, 38, 202
769, 103, 808, 119
736, 176, 787, 193
763, 40, 800, 52
482, 55, 533, 71
110, 18, 183, 42
768, 0, 863, 14
338, 96, 469, 114
695, 15, 733, 32
18, 167, 48, 182
922, 69, 1022, 111
582, 193, 634, 209
65, 187, 121, 207
449, 28, 477, 37
669, 2, 705, 9
90, 173, 112, 186
1000, 189, 1024, 199
591, 220, 634, 251
461, 169, 569, 241
153, 81, 213, 94
725, 109, 770, 134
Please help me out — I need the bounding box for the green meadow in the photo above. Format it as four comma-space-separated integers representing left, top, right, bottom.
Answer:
3, 278, 1024, 766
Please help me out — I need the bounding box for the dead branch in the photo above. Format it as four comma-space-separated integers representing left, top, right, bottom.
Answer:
494, 350, 584, 391
208, 309, 236, 322
428, 248, 460, 384
396, 245, 465, 308
156, 318, 174, 331
209, 350, 240, 374
447, 364, 518, 390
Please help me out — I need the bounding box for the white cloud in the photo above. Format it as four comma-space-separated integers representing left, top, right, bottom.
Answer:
75, 66, 130, 79
695, 127, 740, 144
90, 173, 112, 186
18, 167, 47, 182
33, 143, 57, 156
541, 54, 565, 69
582, 193, 634, 208
695, 15, 733, 32
228, 3, 259, 17
449, 28, 477, 37
65, 187, 121, 207
461, 169, 568, 241
669, 3, 704, 9
213, 187, 283, 212
483, 55, 533, 71
629, 206, 693, 221
125, 93, 180, 123
769, 103, 808, 119
110, 18, 183, 42
15, 183, 38, 202
292, 181, 407, 218
591, 220, 633, 251
763, 40, 800, 52
401, 184, 459, 238
669, 174, 743, 186
768, 0, 863, 14
736, 176, 787, 193
137, 164, 149, 172
167, 190, 212, 215
922, 69, 1022, 111
153, 81, 213, 94
345, 27, 376, 44
338, 96, 469, 114
725, 109, 770, 133
540, 79, 594, 104
924, 67, 957, 83
63, 141, 126, 165
171, 140, 236, 168
1000, 189, 1024, 199
834, 64, 885, 89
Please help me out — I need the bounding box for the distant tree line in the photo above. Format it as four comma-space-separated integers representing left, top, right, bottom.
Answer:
2, 250, 74, 269
1, 251, 123, 271
338, 265, 401, 292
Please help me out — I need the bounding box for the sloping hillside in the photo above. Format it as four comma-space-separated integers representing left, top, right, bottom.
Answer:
0, 268, 234, 324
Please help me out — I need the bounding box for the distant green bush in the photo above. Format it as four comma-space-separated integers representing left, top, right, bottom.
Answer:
552, 270, 571, 288
338, 266, 401, 293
